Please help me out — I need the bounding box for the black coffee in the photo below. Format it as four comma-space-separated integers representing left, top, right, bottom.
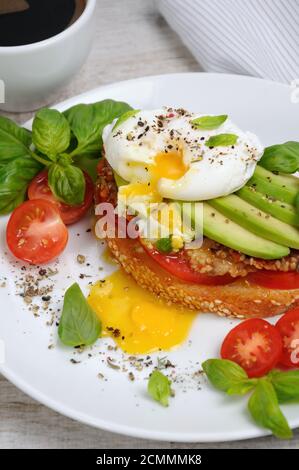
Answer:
0, 0, 86, 47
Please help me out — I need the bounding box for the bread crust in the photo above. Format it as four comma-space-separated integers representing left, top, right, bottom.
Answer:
107, 237, 299, 319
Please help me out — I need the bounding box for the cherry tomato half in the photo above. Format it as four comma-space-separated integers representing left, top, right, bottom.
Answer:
28, 170, 94, 225
276, 308, 299, 368
6, 199, 68, 265
143, 244, 235, 285
247, 270, 299, 290
221, 318, 283, 377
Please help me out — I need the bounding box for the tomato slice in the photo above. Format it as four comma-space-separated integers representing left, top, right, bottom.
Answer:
6, 199, 68, 265
276, 308, 299, 368
247, 270, 299, 290
28, 170, 94, 225
221, 318, 283, 377
142, 244, 236, 285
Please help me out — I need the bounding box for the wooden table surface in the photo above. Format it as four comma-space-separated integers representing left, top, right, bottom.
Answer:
1, 0, 298, 449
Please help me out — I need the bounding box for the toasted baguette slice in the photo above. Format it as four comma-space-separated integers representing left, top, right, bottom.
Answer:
107, 237, 299, 319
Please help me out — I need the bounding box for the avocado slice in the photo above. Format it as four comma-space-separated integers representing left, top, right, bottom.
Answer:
237, 185, 299, 227
113, 171, 127, 187
195, 203, 289, 259
209, 194, 299, 249
248, 166, 299, 205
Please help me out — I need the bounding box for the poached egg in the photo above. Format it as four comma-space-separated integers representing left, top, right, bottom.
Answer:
103, 107, 264, 202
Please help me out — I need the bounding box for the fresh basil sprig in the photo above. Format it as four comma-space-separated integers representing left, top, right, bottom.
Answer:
203, 358, 299, 439
269, 369, 299, 403
0, 116, 42, 213
191, 115, 228, 130
32, 108, 86, 204
0, 115, 32, 163
64, 100, 132, 157
248, 379, 292, 440
206, 133, 238, 147
0, 157, 42, 214
202, 359, 257, 395
147, 370, 172, 407
32, 108, 71, 161
58, 283, 102, 347
260, 141, 299, 174
0, 99, 132, 213
48, 162, 85, 206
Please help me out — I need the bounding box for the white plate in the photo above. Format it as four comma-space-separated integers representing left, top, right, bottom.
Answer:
1, 73, 299, 443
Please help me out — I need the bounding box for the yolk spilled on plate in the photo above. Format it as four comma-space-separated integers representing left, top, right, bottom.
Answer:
88, 269, 196, 354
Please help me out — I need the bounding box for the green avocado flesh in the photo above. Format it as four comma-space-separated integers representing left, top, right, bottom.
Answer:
247, 166, 299, 205
237, 186, 299, 227
113, 171, 127, 187
112, 166, 298, 259
188, 203, 289, 259
209, 194, 299, 249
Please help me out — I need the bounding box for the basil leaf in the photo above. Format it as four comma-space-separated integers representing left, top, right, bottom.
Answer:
191, 115, 228, 130
58, 283, 102, 347
64, 99, 132, 156
48, 163, 85, 205
0, 156, 42, 214
32, 108, 71, 160
0, 116, 32, 164
113, 109, 140, 130
260, 142, 299, 174
148, 370, 172, 407
202, 359, 256, 395
156, 237, 172, 254
206, 133, 238, 147
74, 154, 99, 182
269, 369, 299, 403
248, 378, 293, 439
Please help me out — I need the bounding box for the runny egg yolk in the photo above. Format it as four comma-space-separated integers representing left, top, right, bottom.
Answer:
120, 150, 188, 202
88, 269, 196, 354
151, 150, 188, 181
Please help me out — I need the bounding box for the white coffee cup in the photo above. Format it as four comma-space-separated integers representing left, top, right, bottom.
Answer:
0, 0, 96, 112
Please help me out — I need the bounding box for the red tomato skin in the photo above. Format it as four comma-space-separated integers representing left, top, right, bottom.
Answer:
276, 308, 299, 369
6, 199, 68, 265
142, 245, 236, 286
247, 270, 299, 290
221, 318, 283, 378
28, 170, 94, 225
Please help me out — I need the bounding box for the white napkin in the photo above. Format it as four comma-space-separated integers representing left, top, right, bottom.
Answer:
158, 0, 299, 83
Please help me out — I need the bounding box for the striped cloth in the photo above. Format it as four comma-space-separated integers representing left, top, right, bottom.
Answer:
157, 0, 299, 83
